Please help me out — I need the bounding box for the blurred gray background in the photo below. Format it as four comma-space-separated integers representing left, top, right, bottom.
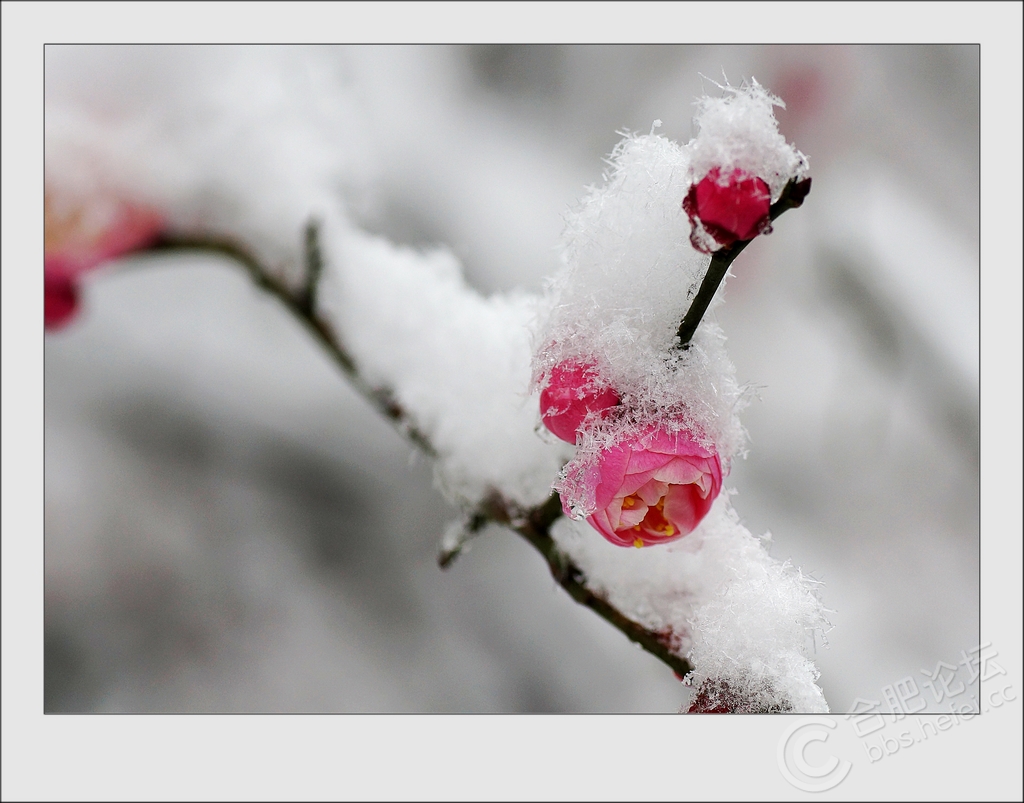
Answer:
44, 45, 979, 713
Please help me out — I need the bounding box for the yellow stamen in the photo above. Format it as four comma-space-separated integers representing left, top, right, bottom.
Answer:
636, 495, 677, 537
633, 537, 643, 548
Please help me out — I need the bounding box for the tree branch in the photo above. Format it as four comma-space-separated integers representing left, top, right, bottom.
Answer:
143, 227, 693, 677
477, 491, 693, 677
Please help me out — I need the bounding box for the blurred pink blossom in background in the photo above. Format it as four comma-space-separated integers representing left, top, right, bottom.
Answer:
44, 196, 163, 329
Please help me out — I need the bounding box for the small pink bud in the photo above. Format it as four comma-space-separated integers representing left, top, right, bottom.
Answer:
539, 361, 620, 444
683, 167, 771, 253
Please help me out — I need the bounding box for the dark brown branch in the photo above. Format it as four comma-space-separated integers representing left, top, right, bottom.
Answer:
457, 491, 693, 677
677, 177, 811, 349
144, 227, 694, 678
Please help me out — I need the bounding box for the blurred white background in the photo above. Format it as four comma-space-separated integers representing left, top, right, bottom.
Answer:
43, 44, 979, 713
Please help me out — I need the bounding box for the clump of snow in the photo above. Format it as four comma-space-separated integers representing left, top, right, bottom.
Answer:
552, 500, 830, 712
683, 507, 830, 713
533, 81, 813, 517
688, 78, 809, 201
318, 223, 568, 508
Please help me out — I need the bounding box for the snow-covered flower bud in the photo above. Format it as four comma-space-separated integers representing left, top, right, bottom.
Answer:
682, 166, 771, 253
685, 676, 794, 714
539, 360, 620, 444
568, 424, 722, 548
686, 677, 737, 713
45, 196, 163, 329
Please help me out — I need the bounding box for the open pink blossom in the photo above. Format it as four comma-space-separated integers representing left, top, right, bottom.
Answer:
45, 197, 164, 330
569, 424, 722, 548
539, 360, 620, 444
682, 167, 771, 253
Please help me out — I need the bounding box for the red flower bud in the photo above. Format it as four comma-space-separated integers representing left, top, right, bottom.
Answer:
683, 167, 771, 253
539, 361, 619, 444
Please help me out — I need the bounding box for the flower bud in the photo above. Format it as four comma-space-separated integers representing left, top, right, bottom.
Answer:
683, 167, 771, 253
539, 360, 619, 444
686, 677, 793, 713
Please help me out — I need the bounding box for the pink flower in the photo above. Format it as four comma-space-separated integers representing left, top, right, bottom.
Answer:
570, 424, 722, 548
682, 167, 771, 253
45, 197, 163, 330
539, 360, 620, 444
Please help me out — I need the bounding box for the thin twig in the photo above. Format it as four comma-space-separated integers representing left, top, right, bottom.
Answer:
436, 496, 495, 569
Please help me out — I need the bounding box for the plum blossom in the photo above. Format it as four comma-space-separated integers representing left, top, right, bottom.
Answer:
564, 424, 723, 548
